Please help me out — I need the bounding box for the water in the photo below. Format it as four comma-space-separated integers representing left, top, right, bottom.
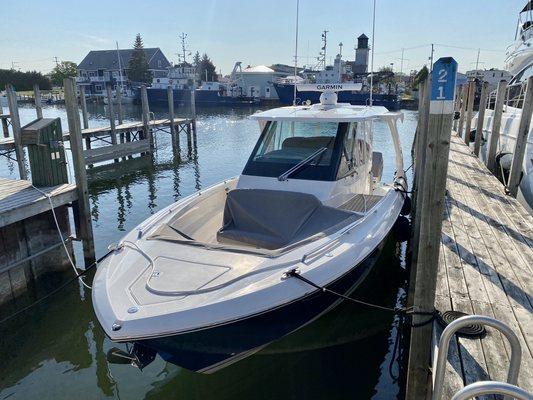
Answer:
0, 103, 417, 399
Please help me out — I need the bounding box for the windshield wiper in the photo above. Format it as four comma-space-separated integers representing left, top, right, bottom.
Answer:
278, 147, 328, 181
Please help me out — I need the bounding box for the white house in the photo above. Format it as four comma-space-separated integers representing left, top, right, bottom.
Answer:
466, 68, 513, 90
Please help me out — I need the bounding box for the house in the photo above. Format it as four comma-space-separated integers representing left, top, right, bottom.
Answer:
466, 68, 512, 90
77, 48, 171, 95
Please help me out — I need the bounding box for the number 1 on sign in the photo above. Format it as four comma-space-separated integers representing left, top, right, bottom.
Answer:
436, 68, 447, 99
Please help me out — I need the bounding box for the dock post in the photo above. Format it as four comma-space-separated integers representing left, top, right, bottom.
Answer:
64, 78, 95, 266
1, 113, 8, 138
141, 85, 152, 148
452, 84, 461, 132
409, 76, 430, 305
457, 84, 467, 137
406, 57, 457, 400
79, 85, 91, 149
33, 83, 43, 119
486, 80, 508, 172
6, 84, 28, 180
507, 75, 533, 197
116, 87, 124, 150
190, 89, 197, 149
167, 86, 179, 151
105, 84, 117, 145
474, 81, 489, 156
464, 80, 475, 145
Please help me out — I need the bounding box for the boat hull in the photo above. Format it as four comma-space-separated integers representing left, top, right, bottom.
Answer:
132, 236, 386, 373
146, 88, 260, 106
273, 83, 399, 110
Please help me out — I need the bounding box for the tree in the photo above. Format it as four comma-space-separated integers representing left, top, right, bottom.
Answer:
412, 66, 429, 90
198, 53, 217, 82
50, 61, 78, 86
373, 67, 396, 94
127, 33, 152, 84
0, 69, 51, 91
192, 51, 201, 69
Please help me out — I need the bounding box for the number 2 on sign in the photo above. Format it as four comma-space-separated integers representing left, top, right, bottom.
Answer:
436, 68, 448, 99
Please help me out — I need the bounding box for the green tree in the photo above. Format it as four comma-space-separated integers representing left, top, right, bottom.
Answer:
198, 53, 217, 82
0, 69, 51, 91
192, 51, 201, 69
50, 61, 78, 86
127, 33, 152, 84
412, 66, 429, 90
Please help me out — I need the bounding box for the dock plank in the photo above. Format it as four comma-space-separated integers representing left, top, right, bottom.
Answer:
431, 133, 533, 396
0, 178, 77, 228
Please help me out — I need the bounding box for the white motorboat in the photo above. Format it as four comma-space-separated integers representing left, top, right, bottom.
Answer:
505, 1, 533, 76
92, 85, 409, 373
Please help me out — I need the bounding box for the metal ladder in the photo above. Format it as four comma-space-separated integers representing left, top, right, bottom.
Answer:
432, 315, 532, 400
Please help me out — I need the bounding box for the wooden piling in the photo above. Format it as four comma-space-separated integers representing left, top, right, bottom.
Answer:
6, 84, 28, 180
457, 84, 467, 137
507, 75, 533, 197
167, 86, 179, 150
79, 85, 91, 149
33, 83, 43, 119
464, 80, 475, 145
486, 80, 508, 172
79, 86, 89, 130
408, 76, 430, 307
473, 81, 489, 156
105, 84, 117, 146
141, 85, 152, 148
63, 78, 95, 266
116, 86, 124, 127
406, 57, 457, 400
190, 88, 196, 119
452, 84, 461, 132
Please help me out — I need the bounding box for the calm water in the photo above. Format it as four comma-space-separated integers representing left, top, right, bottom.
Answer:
0, 102, 417, 399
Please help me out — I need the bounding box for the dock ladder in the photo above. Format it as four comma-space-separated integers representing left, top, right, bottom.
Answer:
432, 315, 532, 400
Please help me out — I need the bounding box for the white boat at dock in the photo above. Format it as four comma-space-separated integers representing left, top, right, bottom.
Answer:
92, 85, 409, 373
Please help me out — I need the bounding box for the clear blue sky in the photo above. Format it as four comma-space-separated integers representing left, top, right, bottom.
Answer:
0, 0, 526, 75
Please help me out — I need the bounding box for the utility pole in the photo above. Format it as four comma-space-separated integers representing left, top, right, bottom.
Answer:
53, 56, 60, 67
475, 48, 481, 70
400, 48, 405, 75
429, 44, 434, 71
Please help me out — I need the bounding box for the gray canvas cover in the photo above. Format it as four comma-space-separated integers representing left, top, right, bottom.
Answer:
217, 189, 357, 250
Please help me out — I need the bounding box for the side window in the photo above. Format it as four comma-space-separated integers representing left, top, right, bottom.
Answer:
338, 123, 357, 177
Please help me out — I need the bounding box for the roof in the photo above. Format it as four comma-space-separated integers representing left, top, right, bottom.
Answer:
358, 33, 368, 39
250, 104, 398, 123
242, 65, 275, 73
521, 1, 533, 12
78, 48, 171, 70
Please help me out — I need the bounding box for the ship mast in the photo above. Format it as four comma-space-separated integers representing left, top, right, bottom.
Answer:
178, 32, 190, 64
318, 30, 328, 70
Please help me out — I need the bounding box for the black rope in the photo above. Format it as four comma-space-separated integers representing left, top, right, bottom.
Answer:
0, 250, 113, 325
394, 187, 415, 195
287, 269, 438, 322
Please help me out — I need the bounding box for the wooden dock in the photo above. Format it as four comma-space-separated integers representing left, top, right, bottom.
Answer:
433, 133, 533, 397
0, 178, 77, 229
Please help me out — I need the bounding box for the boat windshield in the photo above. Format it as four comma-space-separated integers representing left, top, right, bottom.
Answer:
242, 121, 347, 181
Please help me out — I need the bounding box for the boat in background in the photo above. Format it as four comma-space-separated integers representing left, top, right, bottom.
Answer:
505, 1, 533, 76
274, 32, 399, 110
92, 85, 408, 373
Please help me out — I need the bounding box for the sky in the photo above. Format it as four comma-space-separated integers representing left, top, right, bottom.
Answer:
0, 0, 527, 75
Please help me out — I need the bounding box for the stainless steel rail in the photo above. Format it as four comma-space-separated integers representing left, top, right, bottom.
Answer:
451, 381, 532, 400
432, 315, 522, 400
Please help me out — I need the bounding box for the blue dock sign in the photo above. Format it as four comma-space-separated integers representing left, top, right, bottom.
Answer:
430, 57, 458, 114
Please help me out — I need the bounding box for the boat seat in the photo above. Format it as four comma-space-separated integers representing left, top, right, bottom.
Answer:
371, 151, 383, 181
217, 189, 358, 250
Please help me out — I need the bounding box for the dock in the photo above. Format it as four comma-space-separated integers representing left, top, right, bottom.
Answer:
433, 133, 533, 397
406, 58, 533, 399
0, 177, 77, 228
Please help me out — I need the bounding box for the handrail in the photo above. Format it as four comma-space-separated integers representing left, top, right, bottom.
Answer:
433, 315, 522, 400
451, 381, 532, 400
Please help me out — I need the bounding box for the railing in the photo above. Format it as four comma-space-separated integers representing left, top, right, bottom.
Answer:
433, 315, 523, 400
451, 381, 532, 400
